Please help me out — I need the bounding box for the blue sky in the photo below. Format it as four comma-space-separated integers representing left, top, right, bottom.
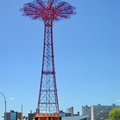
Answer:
0, 0, 120, 118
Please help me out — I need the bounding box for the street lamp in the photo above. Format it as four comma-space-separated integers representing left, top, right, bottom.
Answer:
0, 92, 6, 120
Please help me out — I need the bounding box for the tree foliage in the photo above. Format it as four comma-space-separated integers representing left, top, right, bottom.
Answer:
105, 107, 120, 120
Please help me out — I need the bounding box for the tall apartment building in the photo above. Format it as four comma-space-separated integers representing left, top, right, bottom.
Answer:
91, 104, 120, 120
66, 107, 74, 116
82, 105, 91, 120
82, 104, 120, 120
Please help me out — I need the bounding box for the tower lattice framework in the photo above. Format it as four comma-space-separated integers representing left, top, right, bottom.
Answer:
20, 0, 76, 118
37, 20, 59, 114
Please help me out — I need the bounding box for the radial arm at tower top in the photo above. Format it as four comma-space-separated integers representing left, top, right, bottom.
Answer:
20, 0, 76, 21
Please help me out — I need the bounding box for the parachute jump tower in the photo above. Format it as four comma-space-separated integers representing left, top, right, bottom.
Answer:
20, 0, 76, 120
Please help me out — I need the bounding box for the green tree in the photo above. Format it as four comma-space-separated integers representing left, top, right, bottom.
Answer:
105, 107, 120, 120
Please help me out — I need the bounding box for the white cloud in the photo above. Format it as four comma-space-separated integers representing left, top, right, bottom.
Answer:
116, 100, 120, 102
9, 97, 14, 100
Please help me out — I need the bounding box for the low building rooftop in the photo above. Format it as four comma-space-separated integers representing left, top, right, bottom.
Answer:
62, 115, 89, 120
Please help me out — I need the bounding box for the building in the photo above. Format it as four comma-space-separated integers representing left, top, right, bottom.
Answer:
82, 105, 91, 120
6, 110, 22, 120
28, 112, 36, 120
60, 111, 66, 117
62, 115, 89, 120
91, 104, 120, 120
82, 104, 120, 120
66, 107, 74, 116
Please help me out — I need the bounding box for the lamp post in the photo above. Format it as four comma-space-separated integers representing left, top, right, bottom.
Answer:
0, 92, 6, 120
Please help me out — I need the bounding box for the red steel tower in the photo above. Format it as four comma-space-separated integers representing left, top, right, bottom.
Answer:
20, 0, 76, 119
